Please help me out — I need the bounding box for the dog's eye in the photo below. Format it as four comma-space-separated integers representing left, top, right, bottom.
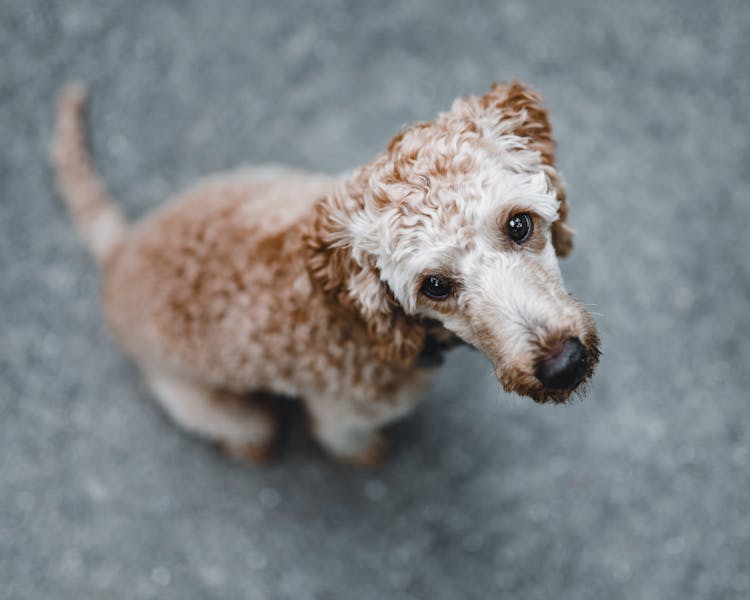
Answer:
420, 275, 453, 300
508, 213, 533, 244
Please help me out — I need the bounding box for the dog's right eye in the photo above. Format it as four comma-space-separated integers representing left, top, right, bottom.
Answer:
508, 212, 533, 244
420, 275, 453, 300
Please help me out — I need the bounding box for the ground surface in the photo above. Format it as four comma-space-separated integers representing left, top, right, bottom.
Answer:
2, 1, 750, 599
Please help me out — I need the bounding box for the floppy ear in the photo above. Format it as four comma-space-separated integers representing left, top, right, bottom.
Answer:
481, 81, 574, 257
305, 182, 425, 367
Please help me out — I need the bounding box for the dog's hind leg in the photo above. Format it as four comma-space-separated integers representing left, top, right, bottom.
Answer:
145, 368, 278, 463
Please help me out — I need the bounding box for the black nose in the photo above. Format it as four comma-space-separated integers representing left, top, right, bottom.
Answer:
535, 337, 589, 390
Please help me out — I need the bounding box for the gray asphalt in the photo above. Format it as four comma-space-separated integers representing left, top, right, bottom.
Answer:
2, 1, 750, 599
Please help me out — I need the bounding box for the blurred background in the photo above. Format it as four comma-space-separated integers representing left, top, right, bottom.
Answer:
2, 1, 749, 598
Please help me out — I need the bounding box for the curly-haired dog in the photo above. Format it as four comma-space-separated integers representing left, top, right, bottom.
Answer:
52, 81, 599, 467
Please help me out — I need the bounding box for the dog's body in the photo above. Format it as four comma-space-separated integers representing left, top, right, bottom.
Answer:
52, 82, 599, 466
104, 167, 436, 463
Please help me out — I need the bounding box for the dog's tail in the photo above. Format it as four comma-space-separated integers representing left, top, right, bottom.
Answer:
51, 83, 128, 264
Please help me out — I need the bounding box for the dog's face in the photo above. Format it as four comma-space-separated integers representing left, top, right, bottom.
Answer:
308, 82, 599, 403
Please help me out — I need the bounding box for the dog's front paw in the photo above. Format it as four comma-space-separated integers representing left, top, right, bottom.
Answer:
217, 439, 275, 465
334, 433, 389, 470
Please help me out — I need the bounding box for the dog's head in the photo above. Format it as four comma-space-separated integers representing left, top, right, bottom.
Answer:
307, 81, 599, 403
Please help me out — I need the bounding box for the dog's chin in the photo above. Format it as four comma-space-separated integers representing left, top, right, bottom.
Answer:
500, 375, 591, 405
525, 381, 588, 405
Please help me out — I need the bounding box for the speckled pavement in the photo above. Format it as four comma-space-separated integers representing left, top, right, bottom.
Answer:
2, 1, 750, 598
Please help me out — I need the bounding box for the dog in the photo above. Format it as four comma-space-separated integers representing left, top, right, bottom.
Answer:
51, 81, 599, 467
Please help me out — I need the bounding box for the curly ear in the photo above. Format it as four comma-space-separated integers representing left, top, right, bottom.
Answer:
481, 81, 574, 257
305, 185, 425, 367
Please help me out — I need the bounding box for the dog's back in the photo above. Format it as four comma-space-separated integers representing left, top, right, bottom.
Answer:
102, 167, 341, 387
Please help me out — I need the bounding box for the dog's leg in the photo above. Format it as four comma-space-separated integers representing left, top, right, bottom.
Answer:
305, 401, 388, 468
313, 421, 387, 469
145, 369, 277, 463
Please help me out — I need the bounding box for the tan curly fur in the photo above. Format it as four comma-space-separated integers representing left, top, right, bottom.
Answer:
51, 81, 599, 467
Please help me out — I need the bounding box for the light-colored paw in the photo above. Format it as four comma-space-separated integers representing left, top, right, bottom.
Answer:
217, 439, 275, 465
332, 433, 389, 470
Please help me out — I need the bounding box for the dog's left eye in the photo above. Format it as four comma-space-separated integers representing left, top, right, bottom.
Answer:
420, 275, 453, 300
508, 213, 533, 243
